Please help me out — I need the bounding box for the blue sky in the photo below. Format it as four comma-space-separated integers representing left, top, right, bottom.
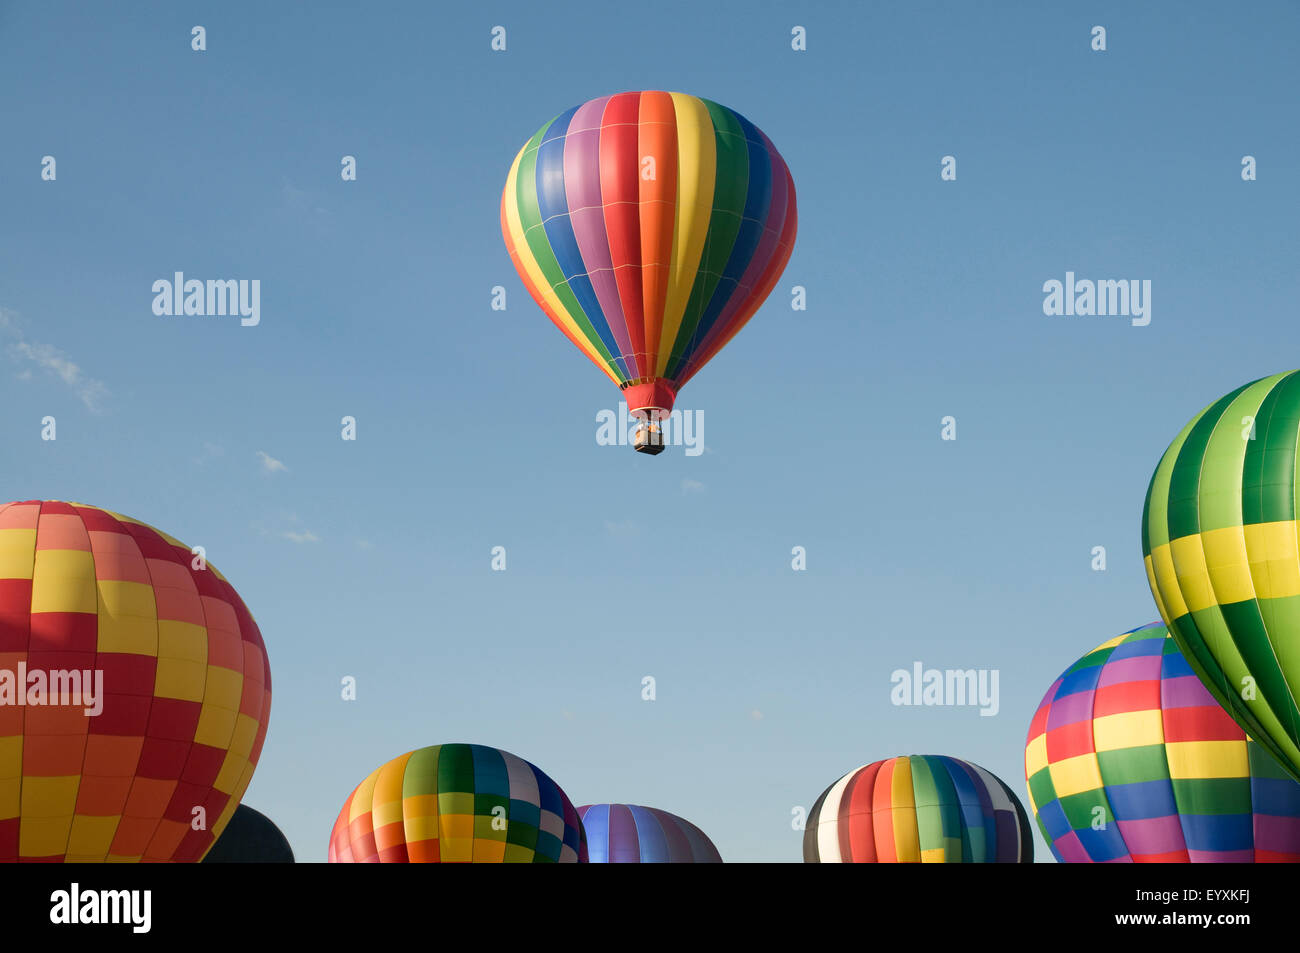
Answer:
1, 0, 1297, 862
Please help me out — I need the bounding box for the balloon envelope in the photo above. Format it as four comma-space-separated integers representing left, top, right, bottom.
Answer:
1143, 370, 1300, 782
577, 803, 721, 862
202, 804, 293, 863
1026, 622, 1300, 862
0, 500, 272, 862
501, 90, 797, 419
328, 743, 586, 863
804, 754, 1032, 862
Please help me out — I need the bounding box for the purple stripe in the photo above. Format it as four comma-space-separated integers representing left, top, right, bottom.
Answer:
1254, 814, 1300, 853
1115, 815, 1187, 856
563, 96, 632, 361
1160, 673, 1218, 709
1053, 829, 1091, 863
607, 803, 642, 863
1046, 688, 1096, 730
1097, 654, 1162, 687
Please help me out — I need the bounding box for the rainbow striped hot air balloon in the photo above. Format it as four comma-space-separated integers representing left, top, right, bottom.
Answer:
803, 755, 1033, 863
328, 743, 586, 863
0, 500, 272, 862
1025, 623, 1300, 862
1143, 370, 1300, 783
578, 803, 722, 862
501, 91, 797, 454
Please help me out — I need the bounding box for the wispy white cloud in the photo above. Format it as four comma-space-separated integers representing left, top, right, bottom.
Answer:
603, 519, 641, 537
0, 309, 109, 412
281, 530, 319, 544
257, 450, 288, 474
681, 479, 706, 494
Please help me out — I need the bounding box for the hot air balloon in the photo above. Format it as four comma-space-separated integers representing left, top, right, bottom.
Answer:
0, 500, 272, 862
202, 804, 294, 863
1025, 622, 1300, 862
501, 91, 797, 454
578, 803, 722, 862
803, 755, 1033, 863
327, 743, 586, 863
1143, 370, 1300, 783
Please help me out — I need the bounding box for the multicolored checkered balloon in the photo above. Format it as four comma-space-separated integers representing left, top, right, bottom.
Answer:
0, 500, 272, 862
1143, 370, 1300, 784
328, 743, 587, 863
803, 754, 1033, 862
578, 803, 722, 862
1025, 622, 1300, 862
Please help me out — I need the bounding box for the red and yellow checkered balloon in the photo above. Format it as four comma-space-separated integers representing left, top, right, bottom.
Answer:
0, 501, 271, 861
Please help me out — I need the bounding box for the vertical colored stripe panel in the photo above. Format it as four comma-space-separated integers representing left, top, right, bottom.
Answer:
502, 147, 621, 385
634, 91, 678, 379
654, 92, 716, 376
676, 163, 797, 388
535, 108, 629, 379
678, 130, 789, 380
664, 100, 749, 374
513, 120, 624, 378
564, 96, 635, 366
666, 111, 771, 379
601, 91, 652, 379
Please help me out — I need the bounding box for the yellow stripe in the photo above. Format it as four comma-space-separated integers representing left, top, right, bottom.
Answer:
1149, 521, 1300, 614
0, 529, 36, 579
655, 92, 715, 376
1244, 520, 1300, 599
1049, 752, 1104, 798
1025, 734, 1048, 777
890, 759, 920, 863
348, 767, 383, 824
1145, 554, 1174, 623
1166, 739, 1249, 779
503, 145, 620, 386
1094, 710, 1163, 751
1094, 632, 1130, 652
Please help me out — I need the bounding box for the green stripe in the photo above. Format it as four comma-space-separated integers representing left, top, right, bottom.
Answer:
403, 743, 442, 798
1170, 777, 1252, 816
1098, 745, 1169, 786
513, 122, 619, 372
1166, 383, 1255, 541
665, 100, 749, 366
1197, 377, 1277, 533
1143, 411, 1205, 555
1243, 371, 1300, 525
1026, 767, 1060, 850
909, 756, 954, 861
439, 742, 476, 793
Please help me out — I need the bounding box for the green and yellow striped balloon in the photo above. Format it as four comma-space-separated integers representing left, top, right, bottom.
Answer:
1142, 370, 1300, 782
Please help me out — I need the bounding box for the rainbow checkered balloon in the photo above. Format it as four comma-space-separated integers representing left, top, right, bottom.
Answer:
1025, 622, 1300, 862
328, 743, 587, 863
0, 500, 272, 862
